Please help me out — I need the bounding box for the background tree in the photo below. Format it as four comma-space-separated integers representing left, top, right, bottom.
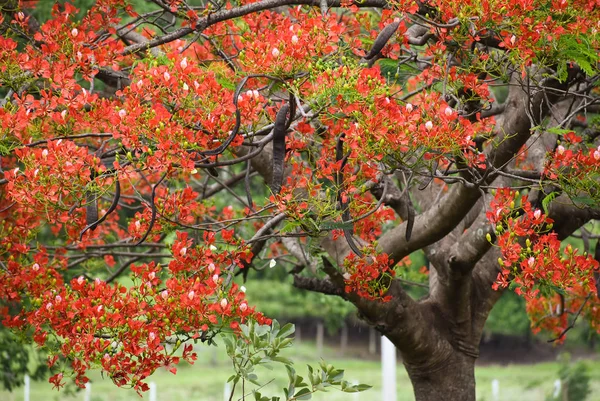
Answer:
1, 1, 599, 400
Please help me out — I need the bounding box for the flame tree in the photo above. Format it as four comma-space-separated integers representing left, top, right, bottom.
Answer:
1, 0, 600, 400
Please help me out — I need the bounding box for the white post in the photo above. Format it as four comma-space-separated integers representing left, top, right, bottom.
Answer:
224, 382, 232, 401
368, 327, 377, 354
84, 382, 91, 401
316, 322, 324, 357
553, 379, 561, 398
149, 381, 157, 401
491, 379, 499, 401
381, 336, 396, 401
340, 324, 348, 356
352, 380, 360, 401
24, 374, 30, 401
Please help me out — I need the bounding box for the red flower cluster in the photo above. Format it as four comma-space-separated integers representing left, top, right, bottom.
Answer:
487, 188, 599, 341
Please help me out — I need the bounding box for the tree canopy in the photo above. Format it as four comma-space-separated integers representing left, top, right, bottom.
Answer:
1, 0, 599, 400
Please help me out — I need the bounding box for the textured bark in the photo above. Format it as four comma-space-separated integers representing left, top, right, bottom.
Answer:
405, 353, 476, 401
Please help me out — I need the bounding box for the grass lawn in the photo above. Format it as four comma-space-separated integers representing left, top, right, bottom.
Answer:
2, 341, 599, 401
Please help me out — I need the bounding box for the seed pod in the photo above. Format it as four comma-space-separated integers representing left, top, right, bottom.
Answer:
336, 134, 362, 256
85, 192, 99, 229
335, 134, 345, 187
594, 245, 600, 298
134, 173, 166, 246
271, 104, 289, 194
364, 21, 400, 60
404, 196, 415, 242
79, 179, 121, 241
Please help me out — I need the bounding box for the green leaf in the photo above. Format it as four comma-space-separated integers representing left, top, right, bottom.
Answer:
286, 365, 296, 382
240, 324, 250, 338
248, 373, 260, 385
255, 324, 270, 338
328, 370, 344, 383
541, 191, 558, 215
277, 323, 295, 339
294, 388, 312, 400
294, 375, 307, 388
272, 356, 293, 365
355, 384, 372, 391
217, 77, 236, 90
547, 127, 573, 136
223, 336, 234, 355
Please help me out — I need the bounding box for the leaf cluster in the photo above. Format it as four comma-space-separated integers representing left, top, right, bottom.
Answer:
222, 320, 370, 401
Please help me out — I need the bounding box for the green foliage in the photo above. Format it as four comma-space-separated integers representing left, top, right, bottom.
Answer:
240, 279, 354, 332
0, 325, 48, 391
484, 291, 530, 336
222, 320, 370, 401
546, 353, 591, 401
555, 35, 599, 82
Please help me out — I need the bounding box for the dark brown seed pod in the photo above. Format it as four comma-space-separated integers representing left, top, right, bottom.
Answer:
79, 179, 121, 241
134, 173, 167, 246
286, 92, 297, 130
364, 21, 400, 60
271, 104, 289, 194
336, 133, 362, 256
405, 196, 415, 242
594, 245, 600, 298
85, 192, 99, 228
335, 133, 345, 187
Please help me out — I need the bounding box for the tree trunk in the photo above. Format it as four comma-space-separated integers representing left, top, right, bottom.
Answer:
404, 353, 476, 401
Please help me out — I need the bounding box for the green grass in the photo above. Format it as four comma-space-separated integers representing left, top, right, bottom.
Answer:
2, 341, 599, 401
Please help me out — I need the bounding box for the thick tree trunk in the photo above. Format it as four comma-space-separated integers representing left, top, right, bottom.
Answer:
404, 353, 476, 401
